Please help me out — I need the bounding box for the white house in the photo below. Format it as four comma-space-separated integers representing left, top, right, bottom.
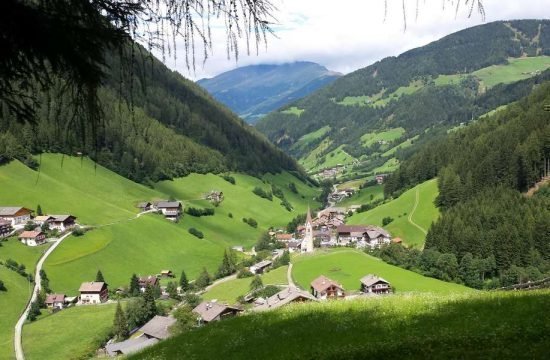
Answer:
18, 231, 47, 246
337, 225, 391, 248
79, 282, 108, 304
153, 201, 183, 221
0, 207, 32, 226
360, 275, 392, 294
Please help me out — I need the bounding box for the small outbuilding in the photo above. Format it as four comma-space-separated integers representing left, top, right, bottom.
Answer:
192, 302, 242, 324
249, 260, 272, 274
45, 294, 66, 310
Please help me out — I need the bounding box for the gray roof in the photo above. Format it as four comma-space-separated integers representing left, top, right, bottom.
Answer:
138, 315, 177, 340
79, 282, 106, 292
155, 201, 181, 209
192, 302, 242, 323
0, 207, 30, 216
251, 260, 272, 269
360, 274, 390, 287
51, 215, 76, 222
105, 336, 159, 356
254, 287, 317, 311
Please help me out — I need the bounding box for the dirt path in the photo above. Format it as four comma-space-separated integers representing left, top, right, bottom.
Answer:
287, 263, 296, 287
408, 188, 427, 236
525, 177, 550, 197
203, 274, 238, 292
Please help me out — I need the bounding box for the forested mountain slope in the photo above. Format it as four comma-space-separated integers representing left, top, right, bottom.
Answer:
383, 78, 550, 286
256, 20, 550, 174
197, 62, 341, 123
0, 43, 303, 184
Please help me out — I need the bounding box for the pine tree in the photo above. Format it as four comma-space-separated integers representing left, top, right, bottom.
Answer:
142, 285, 157, 320
113, 301, 129, 340
250, 275, 263, 292
166, 282, 179, 299
95, 270, 105, 283
179, 270, 189, 292
129, 274, 140, 297
195, 268, 212, 289
215, 250, 236, 279
36, 204, 43, 216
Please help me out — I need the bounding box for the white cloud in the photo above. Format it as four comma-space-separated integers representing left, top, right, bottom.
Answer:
155, 0, 550, 80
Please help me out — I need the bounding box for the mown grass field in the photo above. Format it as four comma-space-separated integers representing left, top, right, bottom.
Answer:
290, 126, 330, 152
131, 290, 550, 360
280, 106, 305, 116
300, 143, 355, 172
382, 135, 419, 157
23, 304, 117, 360
0, 267, 34, 360
203, 266, 288, 303
338, 184, 384, 207
348, 179, 439, 247
360, 128, 405, 147
292, 249, 471, 294
1, 155, 319, 294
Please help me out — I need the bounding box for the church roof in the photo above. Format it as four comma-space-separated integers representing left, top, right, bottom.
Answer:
305, 206, 312, 225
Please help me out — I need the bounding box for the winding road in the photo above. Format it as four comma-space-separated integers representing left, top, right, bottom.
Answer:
13, 209, 155, 360
407, 188, 427, 236
14, 231, 73, 360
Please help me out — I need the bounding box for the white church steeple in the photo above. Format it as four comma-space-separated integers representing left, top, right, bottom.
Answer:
302, 206, 314, 253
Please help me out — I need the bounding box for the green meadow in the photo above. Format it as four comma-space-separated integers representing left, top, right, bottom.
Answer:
360, 128, 405, 147
280, 106, 305, 116
290, 126, 331, 152
291, 249, 471, 294
132, 290, 550, 360
23, 304, 118, 360
203, 266, 288, 304
0, 155, 319, 295
300, 143, 355, 172
338, 184, 384, 207
0, 155, 162, 224
348, 179, 439, 247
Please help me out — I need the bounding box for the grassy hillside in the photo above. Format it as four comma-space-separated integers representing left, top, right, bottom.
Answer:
131, 290, 550, 360
338, 184, 384, 207
348, 180, 439, 247
292, 249, 471, 294
23, 304, 117, 360
0, 155, 319, 295
0, 267, 34, 360
0, 155, 162, 224
203, 266, 288, 304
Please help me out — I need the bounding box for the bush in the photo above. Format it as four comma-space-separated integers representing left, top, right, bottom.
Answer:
255, 285, 280, 298
288, 182, 298, 194
382, 217, 394, 226
185, 207, 215, 217
221, 175, 236, 185
188, 228, 204, 239
242, 218, 258, 228
72, 227, 86, 236
228, 213, 233, 218
237, 269, 254, 278
252, 187, 273, 201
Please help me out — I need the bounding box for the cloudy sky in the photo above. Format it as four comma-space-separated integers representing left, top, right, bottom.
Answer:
160, 0, 550, 80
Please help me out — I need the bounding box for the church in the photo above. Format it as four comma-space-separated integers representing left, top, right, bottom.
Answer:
300, 207, 314, 253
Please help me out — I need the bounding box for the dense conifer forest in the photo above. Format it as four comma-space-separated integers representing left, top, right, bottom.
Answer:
0, 44, 303, 183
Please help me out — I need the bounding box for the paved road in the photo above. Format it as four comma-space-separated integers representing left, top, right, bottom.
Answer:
14, 231, 73, 360
287, 263, 296, 287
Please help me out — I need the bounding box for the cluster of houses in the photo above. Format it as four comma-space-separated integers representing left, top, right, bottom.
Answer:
273, 207, 392, 253
137, 200, 183, 221
205, 190, 224, 204
317, 166, 345, 179
0, 206, 77, 246
328, 188, 355, 203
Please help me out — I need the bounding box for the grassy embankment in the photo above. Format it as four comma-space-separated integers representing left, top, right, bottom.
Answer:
291, 248, 471, 294
348, 179, 439, 248
130, 290, 550, 360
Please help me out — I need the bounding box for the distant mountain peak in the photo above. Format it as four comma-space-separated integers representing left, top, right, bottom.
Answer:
197, 61, 342, 123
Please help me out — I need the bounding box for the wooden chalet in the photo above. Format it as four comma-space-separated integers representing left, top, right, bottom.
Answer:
310, 275, 345, 299
0, 206, 32, 225
50, 215, 77, 232
138, 275, 159, 292
253, 287, 318, 311
18, 231, 46, 246
193, 302, 242, 324
0, 219, 12, 238
45, 294, 66, 310
79, 281, 108, 304
360, 275, 391, 294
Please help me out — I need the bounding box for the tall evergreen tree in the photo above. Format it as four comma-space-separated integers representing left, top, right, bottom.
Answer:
95, 270, 105, 283
142, 285, 157, 320
113, 301, 129, 341
129, 274, 140, 297
179, 270, 189, 292
36, 204, 43, 216
194, 268, 212, 289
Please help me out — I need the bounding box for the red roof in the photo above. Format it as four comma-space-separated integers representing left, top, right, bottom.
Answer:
19, 231, 43, 239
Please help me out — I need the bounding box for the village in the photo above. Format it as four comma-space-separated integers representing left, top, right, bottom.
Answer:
1, 192, 396, 357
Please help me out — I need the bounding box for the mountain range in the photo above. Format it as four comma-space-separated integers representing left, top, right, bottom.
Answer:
197, 62, 341, 123
255, 19, 550, 176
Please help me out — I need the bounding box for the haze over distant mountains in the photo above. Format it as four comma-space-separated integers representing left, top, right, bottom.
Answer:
197, 61, 342, 123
